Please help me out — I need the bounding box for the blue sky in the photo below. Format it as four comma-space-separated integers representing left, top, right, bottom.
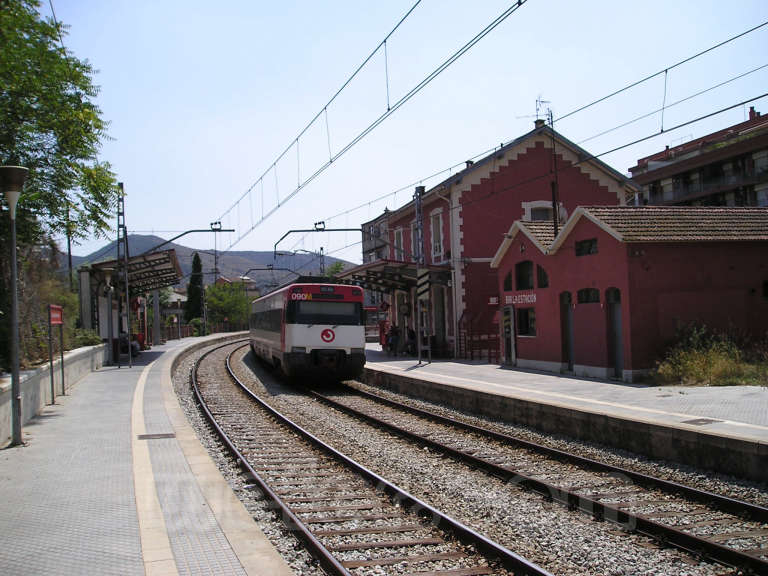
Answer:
49, 0, 768, 264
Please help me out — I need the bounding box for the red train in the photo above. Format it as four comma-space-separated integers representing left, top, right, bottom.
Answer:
249, 282, 366, 381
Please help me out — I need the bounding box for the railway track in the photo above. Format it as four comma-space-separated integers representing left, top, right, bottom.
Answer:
191, 340, 552, 576
300, 382, 768, 574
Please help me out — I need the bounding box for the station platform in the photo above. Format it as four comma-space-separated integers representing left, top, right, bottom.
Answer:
0, 335, 292, 576
363, 344, 768, 484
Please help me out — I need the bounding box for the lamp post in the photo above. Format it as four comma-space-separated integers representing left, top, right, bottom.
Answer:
1, 165, 29, 446
103, 269, 115, 365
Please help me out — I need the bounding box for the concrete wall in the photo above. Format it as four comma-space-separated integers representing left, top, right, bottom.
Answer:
0, 344, 108, 447
362, 367, 768, 484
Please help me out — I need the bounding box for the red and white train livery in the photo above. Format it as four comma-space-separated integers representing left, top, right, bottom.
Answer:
249, 282, 366, 380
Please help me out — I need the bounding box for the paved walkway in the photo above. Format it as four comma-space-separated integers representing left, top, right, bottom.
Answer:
365, 344, 768, 443
0, 336, 292, 576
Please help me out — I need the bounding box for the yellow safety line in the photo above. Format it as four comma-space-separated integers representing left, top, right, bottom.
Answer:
131, 360, 179, 576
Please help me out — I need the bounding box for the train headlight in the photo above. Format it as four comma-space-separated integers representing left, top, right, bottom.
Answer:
291, 346, 306, 353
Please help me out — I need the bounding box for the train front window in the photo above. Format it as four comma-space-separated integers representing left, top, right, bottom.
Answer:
287, 301, 362, 325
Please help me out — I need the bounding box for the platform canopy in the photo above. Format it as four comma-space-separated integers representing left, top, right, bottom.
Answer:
90, 249, 183, 293
337, 259, 451, 293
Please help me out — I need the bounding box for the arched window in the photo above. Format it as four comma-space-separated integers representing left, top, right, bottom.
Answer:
577, 288, 600, 303
537, 265, 549, 288
515, 261, 534, 290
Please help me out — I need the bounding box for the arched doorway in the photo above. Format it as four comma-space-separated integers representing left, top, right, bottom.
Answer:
606, 288, 623, 379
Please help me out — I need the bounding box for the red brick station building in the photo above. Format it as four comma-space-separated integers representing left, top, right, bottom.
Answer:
341, 114, 768, 381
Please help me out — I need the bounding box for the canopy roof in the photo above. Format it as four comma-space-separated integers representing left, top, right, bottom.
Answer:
89, 249, 183, 293
337, 259, 451, 293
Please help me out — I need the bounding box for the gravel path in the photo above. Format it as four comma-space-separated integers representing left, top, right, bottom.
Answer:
343, 380, 768, 509
172, 344, 327, 576
170, 339, 767, 575
227, 346, 736, 576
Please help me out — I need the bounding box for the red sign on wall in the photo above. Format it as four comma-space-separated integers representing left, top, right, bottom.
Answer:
49, 304, 64, 325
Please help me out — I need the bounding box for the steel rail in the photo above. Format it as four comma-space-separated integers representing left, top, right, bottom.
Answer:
191, 341, 351, 576
221, 342, 554, 576
345, 384, 768, 524
306, 385, 768, 574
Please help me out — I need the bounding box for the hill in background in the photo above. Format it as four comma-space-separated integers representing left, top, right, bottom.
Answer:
65, 234, 356, 292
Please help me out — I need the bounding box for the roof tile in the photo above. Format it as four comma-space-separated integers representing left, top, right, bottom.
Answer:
581, 206, 768, 242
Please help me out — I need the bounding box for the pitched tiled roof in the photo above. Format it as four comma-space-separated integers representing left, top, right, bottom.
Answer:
581, 206, 768, 242
519, 220, 558, 249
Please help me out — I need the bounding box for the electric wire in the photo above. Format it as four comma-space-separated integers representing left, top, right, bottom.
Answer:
555, 20, 768, 123
218, 0, 423, 217
221, 10, 764, 260
219, 0, 530, 251
453, 93, 768, 220
313, 92, 768, 264
577, 62, 768, 145
292, 62, 768, 255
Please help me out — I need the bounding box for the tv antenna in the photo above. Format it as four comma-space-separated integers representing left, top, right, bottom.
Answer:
515, 95, 551, 121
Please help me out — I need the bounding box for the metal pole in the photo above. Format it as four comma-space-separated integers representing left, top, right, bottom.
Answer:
107, 286, 114, 365
414, 185, 425, 364
66, 202, 74, 292
153, 289, 160, 346
123, 233, 132, 369
2, 165, 28, 446
9, 214, 22, 444
202, 285, 207, 336
48, 305, 55, 405
59, 323, 65, 395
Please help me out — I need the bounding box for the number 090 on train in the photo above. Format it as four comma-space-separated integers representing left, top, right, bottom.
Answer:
249, 283, 366, 381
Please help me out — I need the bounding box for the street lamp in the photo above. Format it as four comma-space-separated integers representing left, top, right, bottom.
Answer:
1, 165, 29, 446
102, 268, 115, 365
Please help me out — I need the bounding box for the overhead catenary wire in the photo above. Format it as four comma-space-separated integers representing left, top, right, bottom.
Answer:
314, 92, 768, 265
577, 62, 768, 145
218, 0, 424, 218
219, 0, 530, 251
293, 62, 768, 255
555, 19, 768, 123
451, 93, 768, 220
221, 11, 764, 261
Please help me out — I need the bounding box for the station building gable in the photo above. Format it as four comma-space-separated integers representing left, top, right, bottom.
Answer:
492, 206, 768, 381
346, 121, 638, 360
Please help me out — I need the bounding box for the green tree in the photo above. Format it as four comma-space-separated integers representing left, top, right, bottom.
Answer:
1, 1, 118, 369
205, 282, 249, 327
184, 253, 203, 322
325, 261, 345, 278
0, 0, 119, 240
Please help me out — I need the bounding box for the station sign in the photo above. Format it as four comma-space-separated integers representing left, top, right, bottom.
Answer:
49, 304, 64, 325
506, 293, 537, 305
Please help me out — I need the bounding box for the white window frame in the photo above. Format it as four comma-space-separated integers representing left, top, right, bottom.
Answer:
430, 209, 444, 263
521, 200, 567, 222
393, 227, 404, 260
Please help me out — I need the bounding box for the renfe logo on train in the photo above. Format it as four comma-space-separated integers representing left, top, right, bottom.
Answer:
321, 329, 335, 342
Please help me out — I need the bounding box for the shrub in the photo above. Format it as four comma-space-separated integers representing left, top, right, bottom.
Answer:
189, 317, 203, 337
654, 323, 768, 386
73, 328, 103, 347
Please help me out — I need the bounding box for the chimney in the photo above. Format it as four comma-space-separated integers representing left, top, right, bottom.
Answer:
534, 118, 546, 128
749, 106, 760, 121
465, 160, 474, 169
